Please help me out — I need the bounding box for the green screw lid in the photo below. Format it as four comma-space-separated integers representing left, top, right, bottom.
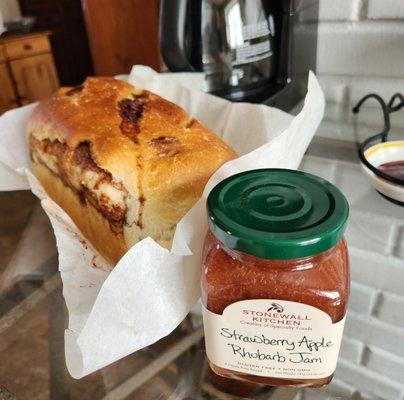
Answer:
207, 169, 349, 260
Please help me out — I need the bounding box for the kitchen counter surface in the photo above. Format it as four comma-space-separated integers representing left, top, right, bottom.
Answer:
0, 101, 403, 400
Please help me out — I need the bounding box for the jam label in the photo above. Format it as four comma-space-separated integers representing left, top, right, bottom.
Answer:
202, 299, 346, 380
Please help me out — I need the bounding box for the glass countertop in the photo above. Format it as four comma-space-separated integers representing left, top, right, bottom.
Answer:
1, 103, 403, 400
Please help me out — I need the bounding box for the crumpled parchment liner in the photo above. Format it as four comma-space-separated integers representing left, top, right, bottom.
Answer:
0, 66, 324, 378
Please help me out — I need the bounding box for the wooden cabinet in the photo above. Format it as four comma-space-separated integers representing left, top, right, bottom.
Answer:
19, 0, 94, 85
0, 46, 5, 63
0, 31, 59, 114
3, 35, 51, 60
10, 53, 59, 105
0, 63, 18, 114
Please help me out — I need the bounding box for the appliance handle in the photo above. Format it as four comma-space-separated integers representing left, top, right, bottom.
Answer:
159, 0, 194, 71
276, 0, 294, 84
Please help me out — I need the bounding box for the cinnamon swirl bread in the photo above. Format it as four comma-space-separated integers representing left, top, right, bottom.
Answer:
28, 77, 236, 264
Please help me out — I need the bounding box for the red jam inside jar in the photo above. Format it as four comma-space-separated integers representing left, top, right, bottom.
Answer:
201, 169, 350, 388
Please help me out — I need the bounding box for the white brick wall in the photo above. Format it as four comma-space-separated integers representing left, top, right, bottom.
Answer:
363, 346, 404, 385
323, 378, 357, 398
298, 378, 358, 400
368, 0, 404, 20
300, 155, 404, 400
340, 335, 365, 364
345, 311, 404, 358
319, 76, 404, 112
302, 7, 404, 396
299, 0, 365, 22
300, 0, 404, 147
349, 282, 378, 315
299, 0, 361, 22
374, 292, 404, 328
394, 227, 404, 258
350, 248, 404, 297
335, 359, 404, 400
315, 21, 404, 79
310, 0, 404, 81
344, 211, 396, 255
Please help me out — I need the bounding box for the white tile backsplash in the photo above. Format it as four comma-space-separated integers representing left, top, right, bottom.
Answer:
349, 281, 378, 315
299, 154, 404, 399
323, 378, 357, 399
300, 0, 363, 22
335, 358, 404, 400
345, 311, 404, 358
349, 247, 404, 296
363, 346, 404, 385
345, 211, 396, 255
315, 118, 404, 142
367, 0, 404, 20
318, 76, 404, 111
314, 21, 404, 78
318, 76, 350, 105
299, 0, 404, 395
298, 156, 336, 182
394, 227, 404, 259
373, 292, 404, 328
300, 383, 357, 400
340, 335, 365, 364
305, 0, 404, 107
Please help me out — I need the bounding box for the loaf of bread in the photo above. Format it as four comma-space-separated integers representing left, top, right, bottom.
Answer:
28, 77, 236, 264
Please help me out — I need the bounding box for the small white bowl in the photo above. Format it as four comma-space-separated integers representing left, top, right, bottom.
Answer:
361, 140, 404, 205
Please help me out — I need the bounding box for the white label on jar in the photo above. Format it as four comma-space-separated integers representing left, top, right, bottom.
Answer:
202, 299, 345, 380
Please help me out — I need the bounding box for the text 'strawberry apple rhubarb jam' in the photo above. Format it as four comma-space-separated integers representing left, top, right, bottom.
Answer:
201, 169, 350, 388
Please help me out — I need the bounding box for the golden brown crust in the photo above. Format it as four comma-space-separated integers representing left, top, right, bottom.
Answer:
28, 77, 237, 264
32, 162, 127, 264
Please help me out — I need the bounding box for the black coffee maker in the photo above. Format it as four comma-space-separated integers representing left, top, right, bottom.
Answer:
159, 0, 318, 110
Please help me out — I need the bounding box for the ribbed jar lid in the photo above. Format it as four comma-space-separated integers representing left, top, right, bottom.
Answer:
207, 169, 349, 260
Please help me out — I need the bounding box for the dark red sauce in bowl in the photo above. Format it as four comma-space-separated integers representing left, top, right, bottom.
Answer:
379, 161, 404, 181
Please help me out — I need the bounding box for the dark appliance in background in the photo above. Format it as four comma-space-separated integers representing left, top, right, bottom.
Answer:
160, 0, 318, 110
18, 0, 93, 86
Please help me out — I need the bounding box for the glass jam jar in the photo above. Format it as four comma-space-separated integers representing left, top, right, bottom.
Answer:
201, 169, 350, 388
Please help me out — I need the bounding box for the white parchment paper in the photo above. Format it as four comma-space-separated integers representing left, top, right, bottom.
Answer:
0, 66, 324, 378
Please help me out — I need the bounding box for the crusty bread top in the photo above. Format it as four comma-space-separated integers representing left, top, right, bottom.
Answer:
28, 77, 237, 228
